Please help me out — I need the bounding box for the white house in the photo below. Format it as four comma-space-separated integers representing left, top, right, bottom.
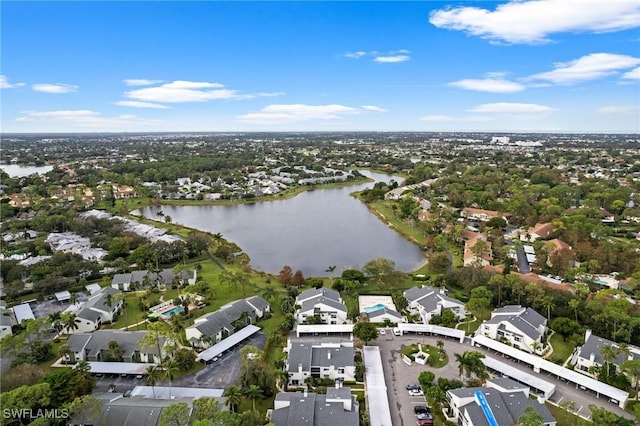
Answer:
365, 306, 404, 324
445, 378, 556, 426
285, 339, 355, 386
295, 288, 348, 325
575, 329, 640, 376
185, 296, 269, 347
403, 285, 467, 324
65, 287, 123, 334
478, 305, 548, 355
64, 330, 166, 364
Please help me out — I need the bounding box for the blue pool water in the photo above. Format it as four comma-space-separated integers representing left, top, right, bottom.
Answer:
365, 303, 387, 313
161, 306, 185, 318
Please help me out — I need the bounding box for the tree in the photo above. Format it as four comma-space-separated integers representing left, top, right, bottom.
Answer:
159, 402, 190, 426
162, 359, 180, 400
106, 340, 123, 361
454, 351, 486, 384
224, 385, 243, 413
568, 299, 580, 322
465, 286, 493, 320
419, 371, 435, 388
244, 384, 263, 411
353, 321, 378, 345
541, 296, 555, 320
517, 406, 544, 426
66, 395, 104, 426
61, 311, 81, 335
621, 359, 640, 399
292, 269, 306, 287
193, 397, 219, 422
428, 251, 451, 274
600, 344, 620, 376
0, 383, 52, 414
550, 317, 581, 342
144, 364, 161, 399
436, 340, 445, 357
261, 285, 277, 302
325, 265, 336, 285
174, 348, 196, 371
278, 265, 293, 286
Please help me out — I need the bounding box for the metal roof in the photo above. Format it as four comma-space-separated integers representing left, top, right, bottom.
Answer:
131, 386, 224, 399
473, 335, 628, 407
482, 357, 555, 398
55, 291, 71, 302
398, 323, 466, 343
83, 361, 156, 375
12, 303, 35, 323
363, 346, 392, 426
196, 324, 260, 362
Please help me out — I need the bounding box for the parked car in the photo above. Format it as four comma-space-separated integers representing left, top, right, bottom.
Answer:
123, 389, 132, 398
418, 412, 433, 420
406, 384, 421, 391
408, 389, 424, 396
414, 406, 430, 415
417, 419, 434, 426
393, 327, 401, 336
379, 329, 386, 335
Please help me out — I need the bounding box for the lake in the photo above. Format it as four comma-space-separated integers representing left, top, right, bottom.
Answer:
133, 171, 425, 276
0, 164, 54, 177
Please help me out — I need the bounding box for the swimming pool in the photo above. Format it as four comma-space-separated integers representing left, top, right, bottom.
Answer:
161, 306, 185, 318
364, 303, 387, 314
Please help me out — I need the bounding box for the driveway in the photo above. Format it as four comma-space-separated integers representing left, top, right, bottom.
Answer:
373, 332, 633, 424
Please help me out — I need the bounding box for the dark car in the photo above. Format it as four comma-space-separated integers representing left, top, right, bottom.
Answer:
417, 419, 434, 426
406, 383, 421, 391
414, 406, 430, 415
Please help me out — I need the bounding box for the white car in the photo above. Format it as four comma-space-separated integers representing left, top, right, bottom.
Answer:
379, 329, 386, 335
409, 389, 424, 397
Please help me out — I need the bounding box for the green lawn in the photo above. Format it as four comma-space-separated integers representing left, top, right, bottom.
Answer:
457, 318, 481, 335
549, 334, 578, 365
546, 403, 591, 426
368, 200, 428, 246
401, 343, 449, 368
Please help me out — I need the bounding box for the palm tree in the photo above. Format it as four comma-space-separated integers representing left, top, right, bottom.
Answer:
274, 369, 290, 391
244, 384, 263, 411
325, 265, 336, 285
74, 360, 91, 379
162, 359, 179, 400
436, 340, 445, 358
600, 344, 620, 376
61, 312, 81, 335
621, 360, 640, 400
454, 352, 475, 383
220, 270, 237, 292
618, 343, 631, 361
261, 285, 277, 302
144, 365, 161, 399
49, 311, 63, 333
224, 385, 243, 413
455, 351, 486, 384
568, 299, 580, 322
70, 292, 78, 306
541, 296, 554, 321
58, 344, 72, 364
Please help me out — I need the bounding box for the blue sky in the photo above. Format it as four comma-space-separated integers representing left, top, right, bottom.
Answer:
1, 1, 639, 133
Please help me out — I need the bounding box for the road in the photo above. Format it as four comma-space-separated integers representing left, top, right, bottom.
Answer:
514, 245, 531, 274
373, 330, 634, 425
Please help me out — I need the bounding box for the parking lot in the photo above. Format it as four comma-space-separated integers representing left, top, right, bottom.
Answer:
95, 332, 267, 393
373, 330, 633, 425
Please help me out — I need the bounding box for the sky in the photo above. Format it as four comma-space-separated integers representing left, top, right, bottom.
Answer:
1, 1, 639, 133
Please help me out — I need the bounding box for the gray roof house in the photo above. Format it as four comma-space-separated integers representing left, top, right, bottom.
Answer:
285, 340, 355, 386
65, 330, 166, 364
185, 296, 269, 347
404, 285, 467, 324
111, 268, 197, 291
68, 287, 123, 334
477, 305, 548, 355
446, 378, 556, 426
575, 329, 640, 375
271, 387, 358, 426
295, 289, 348, 325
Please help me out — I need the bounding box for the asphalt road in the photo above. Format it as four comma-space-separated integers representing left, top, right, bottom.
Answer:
373, 330, 634, 425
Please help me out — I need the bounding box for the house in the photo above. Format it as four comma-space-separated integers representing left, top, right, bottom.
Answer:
0, 311, 13, 340
285, 340, 355, 386
65, 287, 123, 334
575, 329, 640, 376
295, 288, 348, 325
111, 268, 197, 291
365, 306, 404, 324
271, 387, 359, 426
478, 305, 548, 355
185, 296, 269, 347
404, 285, 467, 324
461, 207, 506, 223
445, 378, 556, 426
45, 232, 92, 254
64, 330, 165, 364
520, 223, 554, 242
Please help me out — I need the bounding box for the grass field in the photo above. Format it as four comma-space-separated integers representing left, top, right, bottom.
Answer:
549, 333, 578, 365
546, 403, 591, 426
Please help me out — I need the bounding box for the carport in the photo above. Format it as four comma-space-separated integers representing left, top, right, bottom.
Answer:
482, 356, 555, 399
398, 323, 466, 343
196, 324, 260, 363
55, 291, 71, 303
83, 361, 155, 376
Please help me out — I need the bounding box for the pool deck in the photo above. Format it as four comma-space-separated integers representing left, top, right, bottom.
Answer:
358, 295, 397, 314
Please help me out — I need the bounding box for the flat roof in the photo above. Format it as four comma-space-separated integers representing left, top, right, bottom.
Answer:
295, 324, 353, 336
363, 346, 393, 426
55, 290, 71, 301
398, 323, 466, 343
131, 386, 224, 400
473, 335, 628, 407
196, 324, 260, 362
482, 357, 556, 398
12, 303, 35, 323
83, 361, 156, 375
85, 284, 102, 294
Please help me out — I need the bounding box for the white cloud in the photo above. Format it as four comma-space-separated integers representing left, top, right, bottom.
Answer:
373, 55, 410, 63
16, 109, 163, 128
235, 104, 384, 124
344, 51, 366, 59
124, 80, 281, 103
527, 53, 640, 84
361, 105, 388, 112
429, 0, 640, 44
449, 76, 525, 93
32, 83, 78, 93
115, 100, 170, 109
468, 102, 555, 114
343, 50, 411, 63
123, 79, 164, 86
597, 105, 638, 113
622, 66, 640, 80
0, 75, 26, 89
